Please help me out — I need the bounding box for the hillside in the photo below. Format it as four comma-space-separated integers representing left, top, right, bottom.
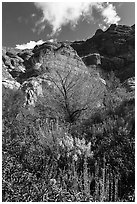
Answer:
2, 24, 135, 202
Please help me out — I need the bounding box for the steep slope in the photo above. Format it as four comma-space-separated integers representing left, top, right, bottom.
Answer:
71, 24, 135, 82
2, 24, 135, 113
2, 40, 106, 122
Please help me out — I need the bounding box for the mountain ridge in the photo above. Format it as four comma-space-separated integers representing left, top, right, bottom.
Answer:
2, 24, 135, 108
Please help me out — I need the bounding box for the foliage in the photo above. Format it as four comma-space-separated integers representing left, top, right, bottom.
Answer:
2, 71, 134, 201
36, 62, 105, 123
72, 95, 135, 201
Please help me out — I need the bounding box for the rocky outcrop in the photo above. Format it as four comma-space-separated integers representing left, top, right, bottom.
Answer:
82, 53, 101, 66
21, 77, 44, 106
2, 63, 21, 106
2, 41, 106, 109
2, 24, 135, 109
2, 47, 26, 79
2, 63, 20, 90
2, 79, 20, 90
71, 24, 135, 81
20, 43, 106, 107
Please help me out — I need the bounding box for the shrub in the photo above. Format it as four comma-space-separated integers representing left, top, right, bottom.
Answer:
2, 70, 134, 201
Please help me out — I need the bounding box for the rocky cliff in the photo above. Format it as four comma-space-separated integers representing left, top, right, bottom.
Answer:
71, 24, 135, 81
2, 24, 135, 110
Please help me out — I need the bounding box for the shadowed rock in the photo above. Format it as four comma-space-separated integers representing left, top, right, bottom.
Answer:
71, 24, 135, 81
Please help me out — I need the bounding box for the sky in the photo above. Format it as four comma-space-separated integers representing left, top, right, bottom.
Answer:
2, 2, 135, 49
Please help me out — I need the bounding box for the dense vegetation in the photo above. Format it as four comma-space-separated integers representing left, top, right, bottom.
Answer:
2, 72, 135, 202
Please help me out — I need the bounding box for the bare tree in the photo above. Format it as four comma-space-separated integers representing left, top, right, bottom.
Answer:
36, 60, 105, 124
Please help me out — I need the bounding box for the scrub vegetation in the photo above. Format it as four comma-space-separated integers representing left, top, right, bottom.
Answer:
2, 72, 135, 202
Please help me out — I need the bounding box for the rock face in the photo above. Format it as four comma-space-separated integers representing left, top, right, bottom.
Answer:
2, 48, 26, 79
71, 24, 135, 81
20, 43, 105, 108
21, 77, 44, 106
2, 63, 20, 90
2, 41, 106, 109
82, 53, 101, 66
2, 24, 135, 110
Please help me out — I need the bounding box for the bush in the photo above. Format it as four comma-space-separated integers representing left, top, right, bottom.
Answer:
2, 72, 134, 201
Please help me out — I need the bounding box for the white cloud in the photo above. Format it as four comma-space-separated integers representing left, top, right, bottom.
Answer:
15, 40, 45, 50
48, 38, 57, 43
97, 3, 121, 25
95, 3, 121, 31
33, 2, 121, 35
